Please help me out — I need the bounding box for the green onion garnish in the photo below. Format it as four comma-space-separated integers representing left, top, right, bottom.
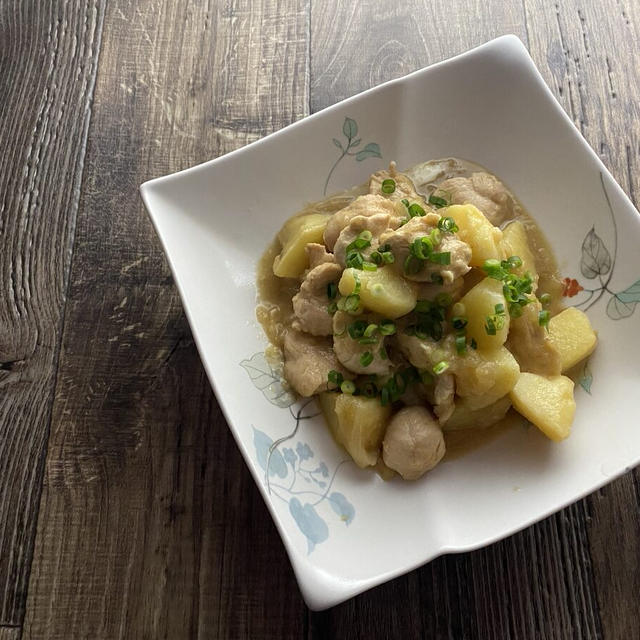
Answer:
485, 316, 497, 335
328, 370, 344, 386
381, 251, 394, 264
430, 251, 451, 265
327, 302, 338, 315
408, 203, 425, 218
482, 258, 505, 280
360, 351, 374, 367
437, 216, 458, 232
379, 346, 388, 360
378, 320, 396, 336
433, 360, 449, 375
327, 282, 338, 299
340, 380, 356, 394
344, 294, 360, 313
362, 261, 377, 271
539, 293, 551, 308
455, 335, 467, 354
435, 292, 452, 308
381, 178, 396, 194
429, 194, 448, 209
507, 255, 523, 269
363, 323, 378, 338
538, 309, 550, 329
451, 316, 468, 331
347, 320, 367, 339
346, 251, 364, 269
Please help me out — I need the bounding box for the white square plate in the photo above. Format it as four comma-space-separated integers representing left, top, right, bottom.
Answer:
140, 35, 640, 610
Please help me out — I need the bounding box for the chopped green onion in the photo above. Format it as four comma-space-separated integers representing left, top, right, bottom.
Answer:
482, 258, 505, 280
451, 302, 466, 317
539, 293, 552, 308
430, 251, 451, 265
404, 254, 423, 276
362, 261, 377, 271
506, 255, 523, 269
344, 294, 360, 313
433, 360, 449, 375
378, 320, 396, 336
538, 309, 550, 329
340, 380, 356, 394
435, 292, 452, 308
455, 335, 467, 354
327, 302, 338, 315
359, 230, 373, 242
360, 351, 374, 367
363, 323, 378, 338
347, 320, 367, 339
358, 336, 378, 345
379, 346, 388, 360
494, 303, 505, 315
352, 273, 361, 294
485, 316, 497, 335
346, 251, 364, 269
429, 194, 448, 209
429, 228, 442, 245
380, 387, 390, 406
401, 198, 410, 208
327, 282, 338, 300
381, 251, 394, 264
437, 216, 458, 232
451, 316, 468, 331
327, 370, 344, 386
381, 178, 396, 194
370, 251, 382, 265
408, 203, 426, 218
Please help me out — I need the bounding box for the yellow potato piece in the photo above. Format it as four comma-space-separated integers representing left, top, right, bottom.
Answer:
443, 394, 512, 431
455, 346, 520, 410
317, 392, 391, 468
339, 266, 417, 318
501, 221, 538, 281
444, 204, 504, 266
548, 307, 598, 372
273, 213, 330, 278
458, 277, 510, 350
509, 373, 576, 442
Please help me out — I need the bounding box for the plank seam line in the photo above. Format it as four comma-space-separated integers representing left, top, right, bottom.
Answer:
18, 1, 108, 631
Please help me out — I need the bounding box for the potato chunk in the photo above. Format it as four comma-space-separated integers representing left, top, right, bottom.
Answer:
458, 277, 510, 350
444, 204, 504, 266
501, 221, 538, 282
442, 394, 512, 431
548, 307, 597, 372
317, 393, 392, 468
454, 346, 520, 409
273, 213, 331, 278
509, 373, 576, 442
339, 266, 417, 318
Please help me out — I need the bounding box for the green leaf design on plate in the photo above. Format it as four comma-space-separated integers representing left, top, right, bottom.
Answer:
580, 227, 611, 279
355, 142, 382, 161
342, 117, 357, 140
349, 137, 361, 149
240, 352, 296, 408
606, 279, 640, 319
579, 360, 593, 394
332, 137, 343, 150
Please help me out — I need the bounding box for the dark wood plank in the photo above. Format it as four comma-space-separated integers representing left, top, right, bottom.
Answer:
0, 0, 105, 625
0, 628, 20, 640
309, 1, 638, 638
23, 1, 310, 639
524, 2, 640, 638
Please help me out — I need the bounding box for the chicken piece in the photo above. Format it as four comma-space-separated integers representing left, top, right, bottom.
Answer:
432, 373, 455, 424
332, 311, 392, 376
332, 213, 390, 267
283, 330, 349, 397
292, 262, 343, 336
305, 242, 336, 270
396, 332, 457, 372
323, 194, 405, 251
416, 277, 464, 303
382, 406, 446, 480
380, 215, 472, 283
437, 172, 517, 227
506, 302, 562, 376
369, 161, 423, 202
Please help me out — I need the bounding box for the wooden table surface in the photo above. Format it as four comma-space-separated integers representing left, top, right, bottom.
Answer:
1, 1, 639, 638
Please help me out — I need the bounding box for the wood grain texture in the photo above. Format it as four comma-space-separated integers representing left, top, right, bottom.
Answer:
0, 0, 105, 625
524, 2, 640, 638
0, 628, 20, 640
22, 1, 309, 639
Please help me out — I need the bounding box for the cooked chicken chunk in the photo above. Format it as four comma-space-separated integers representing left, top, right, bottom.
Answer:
396, 332, 457, 372
332, 311, 392, 375
283, 330, 349, 397
416, 277, 464, 303
305, 242, 336, 270
382, 406, 446, 480
506, 302, 562, 376
332, 213, 390, 267
292, 261, 343, 336
437, 172, 517, 226
369, 161, 423, 202
380, 215, 472, 283
323, 195, 405, 251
